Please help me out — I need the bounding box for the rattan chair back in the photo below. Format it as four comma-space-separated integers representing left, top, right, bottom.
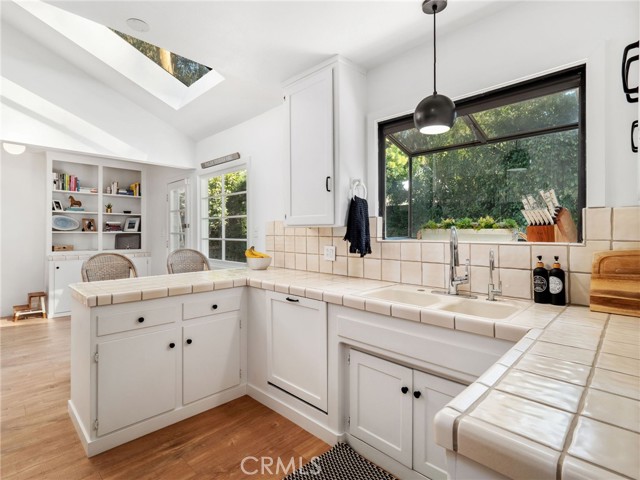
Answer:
167, 249, 211, 274
81, 253, 138, 282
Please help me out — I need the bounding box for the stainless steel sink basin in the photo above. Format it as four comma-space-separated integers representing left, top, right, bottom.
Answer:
359, 285, 441, 307
438, 300, 519, 320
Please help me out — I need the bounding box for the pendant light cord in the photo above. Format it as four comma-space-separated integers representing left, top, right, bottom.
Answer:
433, 4, 437, 95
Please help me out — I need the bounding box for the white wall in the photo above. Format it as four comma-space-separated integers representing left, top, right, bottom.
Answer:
0, 150, 47, 316
0, 21, 195, 169
195, 105, 287, 253
365, 1, 639, 211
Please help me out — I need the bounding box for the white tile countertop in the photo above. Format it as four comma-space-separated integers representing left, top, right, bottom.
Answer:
69, 267, 640, 479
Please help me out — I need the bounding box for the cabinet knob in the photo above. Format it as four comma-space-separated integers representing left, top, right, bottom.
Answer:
169, 342, 176, 349
413, 391, 422, 399
137, 317, 144, 323
401, 386, 409, 394
212, 304, 218, 310
186, 339, 193, 345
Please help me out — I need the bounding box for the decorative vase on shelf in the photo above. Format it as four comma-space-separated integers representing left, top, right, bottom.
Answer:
105, 204, 112, 214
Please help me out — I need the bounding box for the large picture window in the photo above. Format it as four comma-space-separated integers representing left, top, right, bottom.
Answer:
379, 66, 585, 240
201, 168, 247, 263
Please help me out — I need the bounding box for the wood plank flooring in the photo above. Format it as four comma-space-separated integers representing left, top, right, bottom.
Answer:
1, 317, 330, 479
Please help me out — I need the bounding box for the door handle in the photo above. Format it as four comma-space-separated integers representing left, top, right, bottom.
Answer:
285, 297, 300, 303
325, 176, 331, 192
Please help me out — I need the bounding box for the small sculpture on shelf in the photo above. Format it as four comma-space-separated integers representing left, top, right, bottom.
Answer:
68, 196, 82, 208
105, 203, 112, 214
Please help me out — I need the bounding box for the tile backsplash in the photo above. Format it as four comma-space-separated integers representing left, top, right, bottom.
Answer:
265, 206, 639, 306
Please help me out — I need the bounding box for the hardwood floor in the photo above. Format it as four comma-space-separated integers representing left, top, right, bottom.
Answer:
1, 317, 330, 479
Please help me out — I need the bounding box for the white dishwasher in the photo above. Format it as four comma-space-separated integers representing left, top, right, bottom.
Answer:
265, 291, 328, 412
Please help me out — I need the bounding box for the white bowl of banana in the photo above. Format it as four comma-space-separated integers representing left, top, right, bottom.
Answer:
245, 246, 272, 270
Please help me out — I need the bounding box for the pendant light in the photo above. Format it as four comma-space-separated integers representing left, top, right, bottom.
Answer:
414, 0, 456, 135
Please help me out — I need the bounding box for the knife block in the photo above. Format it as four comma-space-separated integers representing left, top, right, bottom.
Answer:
526, 208, 577, 243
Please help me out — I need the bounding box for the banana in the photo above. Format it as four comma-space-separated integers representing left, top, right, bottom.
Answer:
245, 246, 271, 258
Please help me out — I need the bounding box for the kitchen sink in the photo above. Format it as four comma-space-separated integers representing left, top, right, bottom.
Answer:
359, 284, 522, 320
360, 285, 441, 307
437, 300, 520, 320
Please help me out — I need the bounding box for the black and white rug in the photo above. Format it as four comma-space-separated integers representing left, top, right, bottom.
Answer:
283, 443, 397, 480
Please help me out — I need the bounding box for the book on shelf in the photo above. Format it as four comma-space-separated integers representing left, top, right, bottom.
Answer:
53, 172, 96, 193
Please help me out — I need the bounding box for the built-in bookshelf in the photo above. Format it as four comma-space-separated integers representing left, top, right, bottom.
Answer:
47, 153, 146, 255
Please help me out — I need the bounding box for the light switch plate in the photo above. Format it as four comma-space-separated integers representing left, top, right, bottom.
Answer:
323, 245, 336, 261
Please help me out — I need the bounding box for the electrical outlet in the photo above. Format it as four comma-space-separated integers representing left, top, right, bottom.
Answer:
323, 245, 336, 261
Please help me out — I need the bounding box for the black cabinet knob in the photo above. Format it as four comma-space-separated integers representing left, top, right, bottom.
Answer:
186, 339, 193, 345
138, 317, 144, 323
169, 342, 176, 349
413, 391, 422, 399
212, 304, 218, 310
401, 386, 409, 394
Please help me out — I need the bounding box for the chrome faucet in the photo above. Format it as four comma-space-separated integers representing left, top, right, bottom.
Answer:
487, 250, 502, 301
448, 227, 470, 295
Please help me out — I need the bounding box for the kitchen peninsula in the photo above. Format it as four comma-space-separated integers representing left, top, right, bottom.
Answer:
69, 268, 639, 480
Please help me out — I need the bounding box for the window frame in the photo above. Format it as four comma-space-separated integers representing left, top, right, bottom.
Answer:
378, 65, 586, 240
198, 160, 249, 268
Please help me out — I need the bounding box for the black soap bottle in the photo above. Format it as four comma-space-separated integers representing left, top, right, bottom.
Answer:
549, 256, 566, 306
533, 256, 550, 304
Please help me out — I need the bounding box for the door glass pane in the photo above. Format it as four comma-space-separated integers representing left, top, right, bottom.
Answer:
207, 240, 222, 260
226, 193, 246, 216
224, 171, 247, 193
168, 180, 189, 252
170, 233, 186, 249
225, 218, 247, 239
225, 241, 247, 263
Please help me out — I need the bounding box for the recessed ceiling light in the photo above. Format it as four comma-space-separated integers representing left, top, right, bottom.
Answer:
126, 18, 149, 33
2, 142, 26, 155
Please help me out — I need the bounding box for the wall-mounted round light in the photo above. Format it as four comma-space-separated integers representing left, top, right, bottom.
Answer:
126, 18, 150, 33
2, 142, 26, 155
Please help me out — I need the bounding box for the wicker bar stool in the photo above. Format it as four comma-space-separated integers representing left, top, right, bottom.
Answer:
81, 253, 138, 282
167, 249, 210, 274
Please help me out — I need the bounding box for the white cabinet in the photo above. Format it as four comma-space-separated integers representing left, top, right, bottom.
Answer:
183, 313, 241, 405
69, 289, 246, 456
266, 292, 328, 411
349, 350, 465, 480
97, 328, 177, 436
284, 56, 366, 226
49, 259, 83, 316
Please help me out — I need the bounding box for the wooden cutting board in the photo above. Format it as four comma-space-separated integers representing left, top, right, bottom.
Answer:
590, 250, 640, 317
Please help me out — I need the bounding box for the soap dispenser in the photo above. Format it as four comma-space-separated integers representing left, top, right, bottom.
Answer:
533, 256, 550, 304
549, 256, 566, 306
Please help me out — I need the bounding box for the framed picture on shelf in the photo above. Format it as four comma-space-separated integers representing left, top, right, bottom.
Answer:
124, 217, 140, 232
81, 218, 96, 232
52, 200, 63, 211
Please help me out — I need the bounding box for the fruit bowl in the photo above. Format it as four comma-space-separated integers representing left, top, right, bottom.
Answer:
246, 256, 272, 270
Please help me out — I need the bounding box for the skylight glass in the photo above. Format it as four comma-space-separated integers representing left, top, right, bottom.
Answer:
110, 30, 212, 87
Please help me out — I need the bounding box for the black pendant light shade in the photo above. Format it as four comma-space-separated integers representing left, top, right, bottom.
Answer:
414, 0, 456, 135
414, 94, 456, 134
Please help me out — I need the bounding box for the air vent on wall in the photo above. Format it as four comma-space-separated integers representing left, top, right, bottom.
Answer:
201, 152, 240, 169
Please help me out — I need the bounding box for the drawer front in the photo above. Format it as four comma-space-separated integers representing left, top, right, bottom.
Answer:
97, 305, 180, 336
183, 289, 242, 320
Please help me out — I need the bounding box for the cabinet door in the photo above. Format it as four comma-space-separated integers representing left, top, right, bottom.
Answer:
97, 329, 177, 436
266, 292, 327, 411
131, 257, 148, 277
51, 260, 83, 315
183, 313, 241, 405
413, 370, 466, 479
286, 67, 334, 225
349, 350, 413, 468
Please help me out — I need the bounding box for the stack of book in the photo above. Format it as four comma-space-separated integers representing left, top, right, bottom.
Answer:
53, 172, 79, 191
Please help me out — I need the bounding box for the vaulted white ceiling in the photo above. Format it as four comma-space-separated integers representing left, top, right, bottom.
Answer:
2, 1, 516, 141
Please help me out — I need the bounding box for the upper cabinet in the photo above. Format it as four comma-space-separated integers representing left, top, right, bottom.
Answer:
284, 56, 366, 226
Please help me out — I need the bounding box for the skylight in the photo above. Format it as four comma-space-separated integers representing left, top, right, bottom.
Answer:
110, 30, 212, 88
15, 1, 224, 110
